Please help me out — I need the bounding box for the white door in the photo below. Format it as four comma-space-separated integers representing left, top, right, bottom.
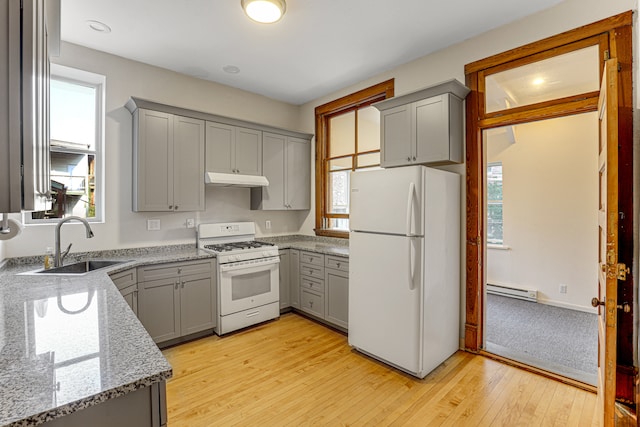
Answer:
350, 166, 424, 236
349, 231, 423, 374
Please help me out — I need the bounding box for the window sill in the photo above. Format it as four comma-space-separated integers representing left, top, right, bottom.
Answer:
487, 243, 511, 250
314, 229, 349, 239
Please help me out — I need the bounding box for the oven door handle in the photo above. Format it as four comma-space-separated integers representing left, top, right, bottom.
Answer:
219, 257, 280, 272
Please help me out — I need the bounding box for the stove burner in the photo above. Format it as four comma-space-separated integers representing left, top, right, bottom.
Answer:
203, 241, 274, 253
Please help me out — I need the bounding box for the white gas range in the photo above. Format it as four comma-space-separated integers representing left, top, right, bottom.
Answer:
198, 222, 280, 335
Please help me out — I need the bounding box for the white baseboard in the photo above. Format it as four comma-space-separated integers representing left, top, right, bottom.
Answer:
536, 298, 596, 314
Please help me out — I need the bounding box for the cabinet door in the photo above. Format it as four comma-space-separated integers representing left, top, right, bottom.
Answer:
289, 249, 300, 309
138, 276, 181, 343
120, 284, 139, 317
134, 109, 174, 211
414, 94, 450, 164
325, 268, 348, 329
279, 250, 290, 309
173, 115, 205, 211
235, 127, 262, 175
260, 132, 286, 209
180, 273, 216, 335
286, 137, 310, 210
205, 122, 235, 174
380, 104, 413, 168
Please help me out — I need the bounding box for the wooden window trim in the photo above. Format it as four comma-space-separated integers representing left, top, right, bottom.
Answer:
314, 79, 394, 238
464, 9, 634, 408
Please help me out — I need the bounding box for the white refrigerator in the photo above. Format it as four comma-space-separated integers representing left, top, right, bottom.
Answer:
348, 165, 460, 379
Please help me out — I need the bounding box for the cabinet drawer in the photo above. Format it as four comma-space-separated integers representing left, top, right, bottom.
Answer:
325, 256, 349, 272
109, 268, 137, 290
138, 259, 212, 282
301, 276, 324, 293
300, 251, 323, 266
300, 263, 324, 278
300, 289, 324, 318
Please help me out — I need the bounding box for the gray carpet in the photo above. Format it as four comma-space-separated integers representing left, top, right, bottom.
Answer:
485, 294, 598, 385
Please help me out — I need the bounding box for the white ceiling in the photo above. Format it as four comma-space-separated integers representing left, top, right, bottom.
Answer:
61, 0, 564, 105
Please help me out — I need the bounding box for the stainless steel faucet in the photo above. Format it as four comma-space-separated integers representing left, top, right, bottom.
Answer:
54, 216, 95, 267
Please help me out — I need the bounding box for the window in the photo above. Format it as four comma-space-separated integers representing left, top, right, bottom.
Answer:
486, 162, 503, 245
315, 80, 394, 237
28, 65, 105, 223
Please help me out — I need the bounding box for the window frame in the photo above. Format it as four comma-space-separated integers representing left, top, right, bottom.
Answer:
314, 79, 394, 238
25, 64, 105, 224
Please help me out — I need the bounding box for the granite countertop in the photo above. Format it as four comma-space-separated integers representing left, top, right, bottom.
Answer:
0, 244, 214, 427
258, 235, 350, 257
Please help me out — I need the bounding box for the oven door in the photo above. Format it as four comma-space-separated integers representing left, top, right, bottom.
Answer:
219, 256, 280, 315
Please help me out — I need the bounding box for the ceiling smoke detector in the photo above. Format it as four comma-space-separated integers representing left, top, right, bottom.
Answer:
241, 0, 286, 24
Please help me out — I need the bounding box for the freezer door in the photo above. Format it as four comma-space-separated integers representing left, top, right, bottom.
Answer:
350, 166, 423, 236
348, 231, 423, 374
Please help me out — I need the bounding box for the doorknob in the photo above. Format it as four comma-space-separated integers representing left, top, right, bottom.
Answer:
591, 297, 632, 313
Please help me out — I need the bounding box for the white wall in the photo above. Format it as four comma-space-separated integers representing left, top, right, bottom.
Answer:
3, 42, 307, 257
486, 113, 599, 312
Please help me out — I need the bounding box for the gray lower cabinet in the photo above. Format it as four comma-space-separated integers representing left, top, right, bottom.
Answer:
109, 268, 138, 316
205, 121, 262, 175
251, 132, 311, 210
289, 249, 300, 309
374, 80, 469, 167
278, 250, 290, 310
131, 109, 205, 212
42, 381, 167, 427
296, 251, 349, 330
137, 259, 216, 345
324, 256, 349, 329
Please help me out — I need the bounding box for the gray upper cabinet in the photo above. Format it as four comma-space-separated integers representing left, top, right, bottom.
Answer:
132, 109, 205, 212
251, 132, 310, 210
205, 122, 262, 176
375, 79, 469, 168
0, 0, 59, 213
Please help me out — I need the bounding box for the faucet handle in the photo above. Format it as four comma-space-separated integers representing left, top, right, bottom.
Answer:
60, 243, 73, 264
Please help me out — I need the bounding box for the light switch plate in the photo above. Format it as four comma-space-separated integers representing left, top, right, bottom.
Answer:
147, 219, 161, 231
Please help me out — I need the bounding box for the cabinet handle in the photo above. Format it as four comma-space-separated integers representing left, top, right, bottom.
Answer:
174, 206, 178, 210
337, 263, 341, 268
169, 205, 173, 209
309, 301, 313, 308
175, 281, 179, 290
181, 282, 185, 289
412, 156, 416, 161
407, 156, 411, 161
177, 268, 182, 274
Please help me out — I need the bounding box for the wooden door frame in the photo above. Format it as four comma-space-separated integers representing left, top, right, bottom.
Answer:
463, 10, 635, 412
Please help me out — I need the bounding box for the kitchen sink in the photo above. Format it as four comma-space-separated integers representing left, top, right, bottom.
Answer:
22, 260, 129, 276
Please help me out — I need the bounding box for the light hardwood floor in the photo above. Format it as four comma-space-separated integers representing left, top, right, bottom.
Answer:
162, 313, 600, 426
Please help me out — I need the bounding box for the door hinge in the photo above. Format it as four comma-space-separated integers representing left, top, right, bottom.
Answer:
604, 50, 610, 61
617, 263, 630, 281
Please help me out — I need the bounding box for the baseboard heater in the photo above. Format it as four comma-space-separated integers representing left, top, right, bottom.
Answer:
487, 284, 538, 302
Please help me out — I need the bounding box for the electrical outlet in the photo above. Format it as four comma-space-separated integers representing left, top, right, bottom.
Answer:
147, 219, 161, 231
265, 220, 272, 230
559, 284, 567, 294
186, 218, 195, 228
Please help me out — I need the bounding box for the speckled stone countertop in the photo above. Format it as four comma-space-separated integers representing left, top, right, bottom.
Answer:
258, 235, 349, 257
0, 244, 213, 427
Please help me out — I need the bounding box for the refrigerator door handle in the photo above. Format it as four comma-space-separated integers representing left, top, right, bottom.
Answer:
408, 237, 415, 290
405, 182, 416, 237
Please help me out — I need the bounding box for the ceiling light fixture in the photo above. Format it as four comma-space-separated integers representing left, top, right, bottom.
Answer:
86, 20, 111, 33
241, 0, 286, 24
532, 77, 545, 86
223, 65, 241, 74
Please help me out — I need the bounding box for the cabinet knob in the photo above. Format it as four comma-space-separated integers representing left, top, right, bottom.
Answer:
412, 156, 416, 161
337, 263, 341, 268
407, 156, 411, 161
178, 268, 182, 274
181, 282, 185, 289
175, 282, 179, 289
309, 301, 313, 308
169, 205, 173, 209
174, 205, 178, 210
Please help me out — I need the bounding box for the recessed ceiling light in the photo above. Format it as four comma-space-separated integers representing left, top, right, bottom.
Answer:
87, 20, 111, 33
223, 65, 241, 74
241, 0, 286, 24
532, 77, 545, 86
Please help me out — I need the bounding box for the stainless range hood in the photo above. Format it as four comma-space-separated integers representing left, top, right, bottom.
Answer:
205, 172, 269, 187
